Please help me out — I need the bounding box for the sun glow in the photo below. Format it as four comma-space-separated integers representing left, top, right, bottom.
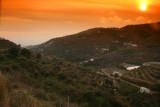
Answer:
140, 3, 147, 11
139, 0, 149, 11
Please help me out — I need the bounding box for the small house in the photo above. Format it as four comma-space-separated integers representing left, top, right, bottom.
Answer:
122, 63, 140, 71
90, 58, 94, 62
140, 87, 150, 94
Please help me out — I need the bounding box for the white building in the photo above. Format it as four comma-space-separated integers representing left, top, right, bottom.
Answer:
140, 87, 150, 94
127, 66, 140, 70
90, 58, 94, 62
122, 63, 140, 71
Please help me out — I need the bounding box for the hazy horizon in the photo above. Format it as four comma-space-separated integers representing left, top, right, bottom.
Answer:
1, 22, 160, 46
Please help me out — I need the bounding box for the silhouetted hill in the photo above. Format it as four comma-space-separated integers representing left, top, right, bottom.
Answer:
0, 38, 18, 51
31, 22, 160, 68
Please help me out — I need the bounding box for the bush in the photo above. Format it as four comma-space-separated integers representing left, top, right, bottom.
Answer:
0, 54, 6, 61
36, 53, 41, 59
58, 73, 67, 80
9, 47, 20, 57
12, 64, 21, 71
0, 66, 12, 73
36, 89, 47, 100
83, 91, 113, 107
21, 48, 32, 58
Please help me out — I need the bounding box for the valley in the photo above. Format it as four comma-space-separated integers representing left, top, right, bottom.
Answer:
0, 22, 160, 107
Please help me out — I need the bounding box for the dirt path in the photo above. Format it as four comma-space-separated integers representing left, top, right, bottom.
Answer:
97, 71, 160, 95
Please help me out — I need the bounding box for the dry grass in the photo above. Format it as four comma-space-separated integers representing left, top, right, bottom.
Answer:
0, 73, 54, 107
9, 89, 52, 107
0, 73, 9, 107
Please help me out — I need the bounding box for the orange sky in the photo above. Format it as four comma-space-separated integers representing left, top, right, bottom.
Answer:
0, 0, 160, 46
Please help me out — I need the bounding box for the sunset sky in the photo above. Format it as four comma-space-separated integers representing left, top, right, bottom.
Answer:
0, 0, 160, 46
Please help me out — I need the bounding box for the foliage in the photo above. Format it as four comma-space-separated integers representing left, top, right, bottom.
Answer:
0, 49, 123, 107
36, 53, 41, 59
21, 48, 32, 58
9, 47, 20, 57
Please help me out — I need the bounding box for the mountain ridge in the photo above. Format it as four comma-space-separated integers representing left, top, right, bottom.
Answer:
30, 22, 160, 68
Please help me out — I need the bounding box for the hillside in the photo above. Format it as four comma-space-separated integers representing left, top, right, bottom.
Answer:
121, 65, 160, 91
0, 40, 127, 107
0, 38, 18, 51
31, 22, 160, 68
1, 40, 160, 107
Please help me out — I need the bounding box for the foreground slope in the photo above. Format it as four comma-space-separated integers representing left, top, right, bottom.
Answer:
1, 39, 160, 107
0, 39, 125, 107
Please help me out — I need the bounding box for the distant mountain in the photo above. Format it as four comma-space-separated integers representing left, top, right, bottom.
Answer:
31, 22, 160, 68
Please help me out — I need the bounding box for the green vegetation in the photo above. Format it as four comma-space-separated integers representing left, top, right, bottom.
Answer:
0, 46, 124, 107
9, 47, 21, 57
117, 80, 160, 107
20, 48, 32, 58
36, 53, 41, 59
1, 21, 160, 107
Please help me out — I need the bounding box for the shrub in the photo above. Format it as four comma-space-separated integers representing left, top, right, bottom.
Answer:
36, 53, 41, 59
58, 73, 67, 80
21, 48, 32, 58
9, 47, 20, 57
36, 89, 47, 100
0, 54, 6, 61
12, 64, 21, 71
0, 66, 12, 73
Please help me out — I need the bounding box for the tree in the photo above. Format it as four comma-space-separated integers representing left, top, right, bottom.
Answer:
21, 48, 32, 58
9, 47, 20, 57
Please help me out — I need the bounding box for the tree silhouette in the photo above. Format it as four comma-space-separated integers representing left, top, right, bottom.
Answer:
21, 48, 32, 58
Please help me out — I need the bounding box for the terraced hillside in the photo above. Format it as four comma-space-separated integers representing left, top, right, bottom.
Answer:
98, 65, 160, 107
121, 66, 160, 91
